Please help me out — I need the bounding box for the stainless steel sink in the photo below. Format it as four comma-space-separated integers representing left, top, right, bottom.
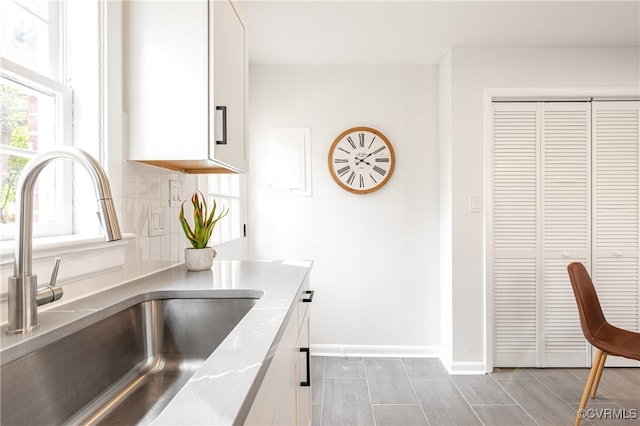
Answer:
1, 296, 258, 426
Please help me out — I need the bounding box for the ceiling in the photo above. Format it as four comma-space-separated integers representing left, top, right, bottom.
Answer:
239, 0, 640, 65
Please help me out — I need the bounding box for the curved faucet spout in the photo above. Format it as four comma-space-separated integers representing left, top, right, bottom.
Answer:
8, 146, 122, 334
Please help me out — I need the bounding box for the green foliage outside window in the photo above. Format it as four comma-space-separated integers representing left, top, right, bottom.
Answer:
0, 84, 30, 224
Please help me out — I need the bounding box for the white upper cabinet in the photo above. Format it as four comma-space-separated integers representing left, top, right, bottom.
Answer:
125, 0, 247, 173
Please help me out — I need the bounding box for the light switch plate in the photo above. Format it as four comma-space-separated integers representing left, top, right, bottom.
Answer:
468, 195, 481, 213
169, 180, 183, 207
149, 207, 165, 236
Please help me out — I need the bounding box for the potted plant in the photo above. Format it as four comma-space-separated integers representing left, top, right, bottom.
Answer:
179, 192, 229, 271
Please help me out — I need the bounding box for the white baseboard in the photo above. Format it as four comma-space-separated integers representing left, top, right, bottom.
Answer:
448, 361, 487, 375
310, 345, 487, 375
310, 344, 440, 358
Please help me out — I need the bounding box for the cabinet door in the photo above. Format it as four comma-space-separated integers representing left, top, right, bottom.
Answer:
127, 0, 208, 162
297, 309, 311, 426
245, 311, 298, 426
211, 0, 247, 170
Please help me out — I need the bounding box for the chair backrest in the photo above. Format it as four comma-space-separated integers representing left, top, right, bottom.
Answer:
566, 262, 608, 345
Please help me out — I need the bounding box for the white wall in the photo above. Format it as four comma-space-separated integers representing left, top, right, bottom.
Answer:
438, 52, 453, 368
248, 65, 441, 356
441, 47, 640, 373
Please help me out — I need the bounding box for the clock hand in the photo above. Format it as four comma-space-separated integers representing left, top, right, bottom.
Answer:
359, 152, 374, 161
354, 156, 372, 166
360, 159, 372, 166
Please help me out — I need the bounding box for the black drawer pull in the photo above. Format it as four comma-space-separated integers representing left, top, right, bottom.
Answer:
302, 290, 314, 303
216, 105, 227, 145
300, 347, 310, 387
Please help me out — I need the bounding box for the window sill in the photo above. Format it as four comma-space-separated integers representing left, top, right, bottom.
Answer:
0, 233, 135, 264
0, 234, 135, 299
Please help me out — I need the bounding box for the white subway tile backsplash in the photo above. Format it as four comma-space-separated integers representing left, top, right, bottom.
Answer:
125, 175, 138, 197
149, 235, 162, 261
168, 207, 178, 234
139, 236, 150, 264
149, 174, 160, 199
170, 232, 180, 261
120, 164, 198, 276
161, 234, 171, 261
179, 236, 187, 261
137, 175, 149, 198
138, 199, 149, 237
160, 174, 170, 202
121, 198, 137, 234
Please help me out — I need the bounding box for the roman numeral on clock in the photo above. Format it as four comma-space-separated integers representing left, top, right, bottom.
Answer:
368, 136, 376, 149
359, 174, 364, 188
346, 171, 356, 185
375, 158, 389, 163
334, 158, 348, 163
373, 165, 386, 176
372, 146, 386, 155
359, 133, 365, 147
337, 165, 351, 176
346, 136, 356, 149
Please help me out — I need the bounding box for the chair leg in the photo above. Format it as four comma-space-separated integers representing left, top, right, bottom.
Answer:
590, 351, 607, 398
575, 349, 605, 426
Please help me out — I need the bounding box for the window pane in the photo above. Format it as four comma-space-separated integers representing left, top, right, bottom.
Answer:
0, 74, 62, 227
205, 174, 242, 244
0, 155, 28, 223
1, 1, 53, 78
207, 174, 221, 194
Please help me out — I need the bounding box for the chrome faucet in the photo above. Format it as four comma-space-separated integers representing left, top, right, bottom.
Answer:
7, 146, 122, 334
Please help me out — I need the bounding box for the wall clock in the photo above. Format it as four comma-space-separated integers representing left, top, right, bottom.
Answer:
328, 126, 396, 194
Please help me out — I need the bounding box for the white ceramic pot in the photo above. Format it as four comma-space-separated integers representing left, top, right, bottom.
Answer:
184, 247, 216, 271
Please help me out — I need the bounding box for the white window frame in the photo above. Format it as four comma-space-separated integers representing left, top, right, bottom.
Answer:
0, 58, 73, 241
201, 174, 245, 246
1, 0, 111, 242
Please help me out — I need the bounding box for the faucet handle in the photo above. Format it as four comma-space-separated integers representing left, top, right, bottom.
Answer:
36, 258, 63, 306
49, 257, 61, 287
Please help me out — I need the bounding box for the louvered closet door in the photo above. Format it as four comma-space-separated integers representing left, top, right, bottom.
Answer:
541, 102, 591, 367
492, 102, 540, 367
492, 100, 640, 368
592, 101, 640, 367
492, 101, 591, 367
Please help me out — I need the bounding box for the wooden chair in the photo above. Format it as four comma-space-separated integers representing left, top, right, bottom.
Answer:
566, 262, 640, 426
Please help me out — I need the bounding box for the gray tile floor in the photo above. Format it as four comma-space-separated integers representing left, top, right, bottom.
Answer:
311, 356, 640, 426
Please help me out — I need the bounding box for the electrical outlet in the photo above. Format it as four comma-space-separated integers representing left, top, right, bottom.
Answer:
149, 207, 165, 236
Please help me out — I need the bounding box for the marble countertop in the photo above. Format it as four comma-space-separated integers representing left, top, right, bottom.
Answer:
0, 259, 313, 425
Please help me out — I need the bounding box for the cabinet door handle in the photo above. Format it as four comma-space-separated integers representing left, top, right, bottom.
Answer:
300, 347, 310, 387
302, 290, 314, 303
216, 105, 227, 145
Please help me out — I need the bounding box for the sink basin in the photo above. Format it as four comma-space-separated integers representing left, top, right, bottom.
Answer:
1, 296, 259, 426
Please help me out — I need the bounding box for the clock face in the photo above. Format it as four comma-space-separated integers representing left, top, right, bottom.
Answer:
328, 126, 395, 194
